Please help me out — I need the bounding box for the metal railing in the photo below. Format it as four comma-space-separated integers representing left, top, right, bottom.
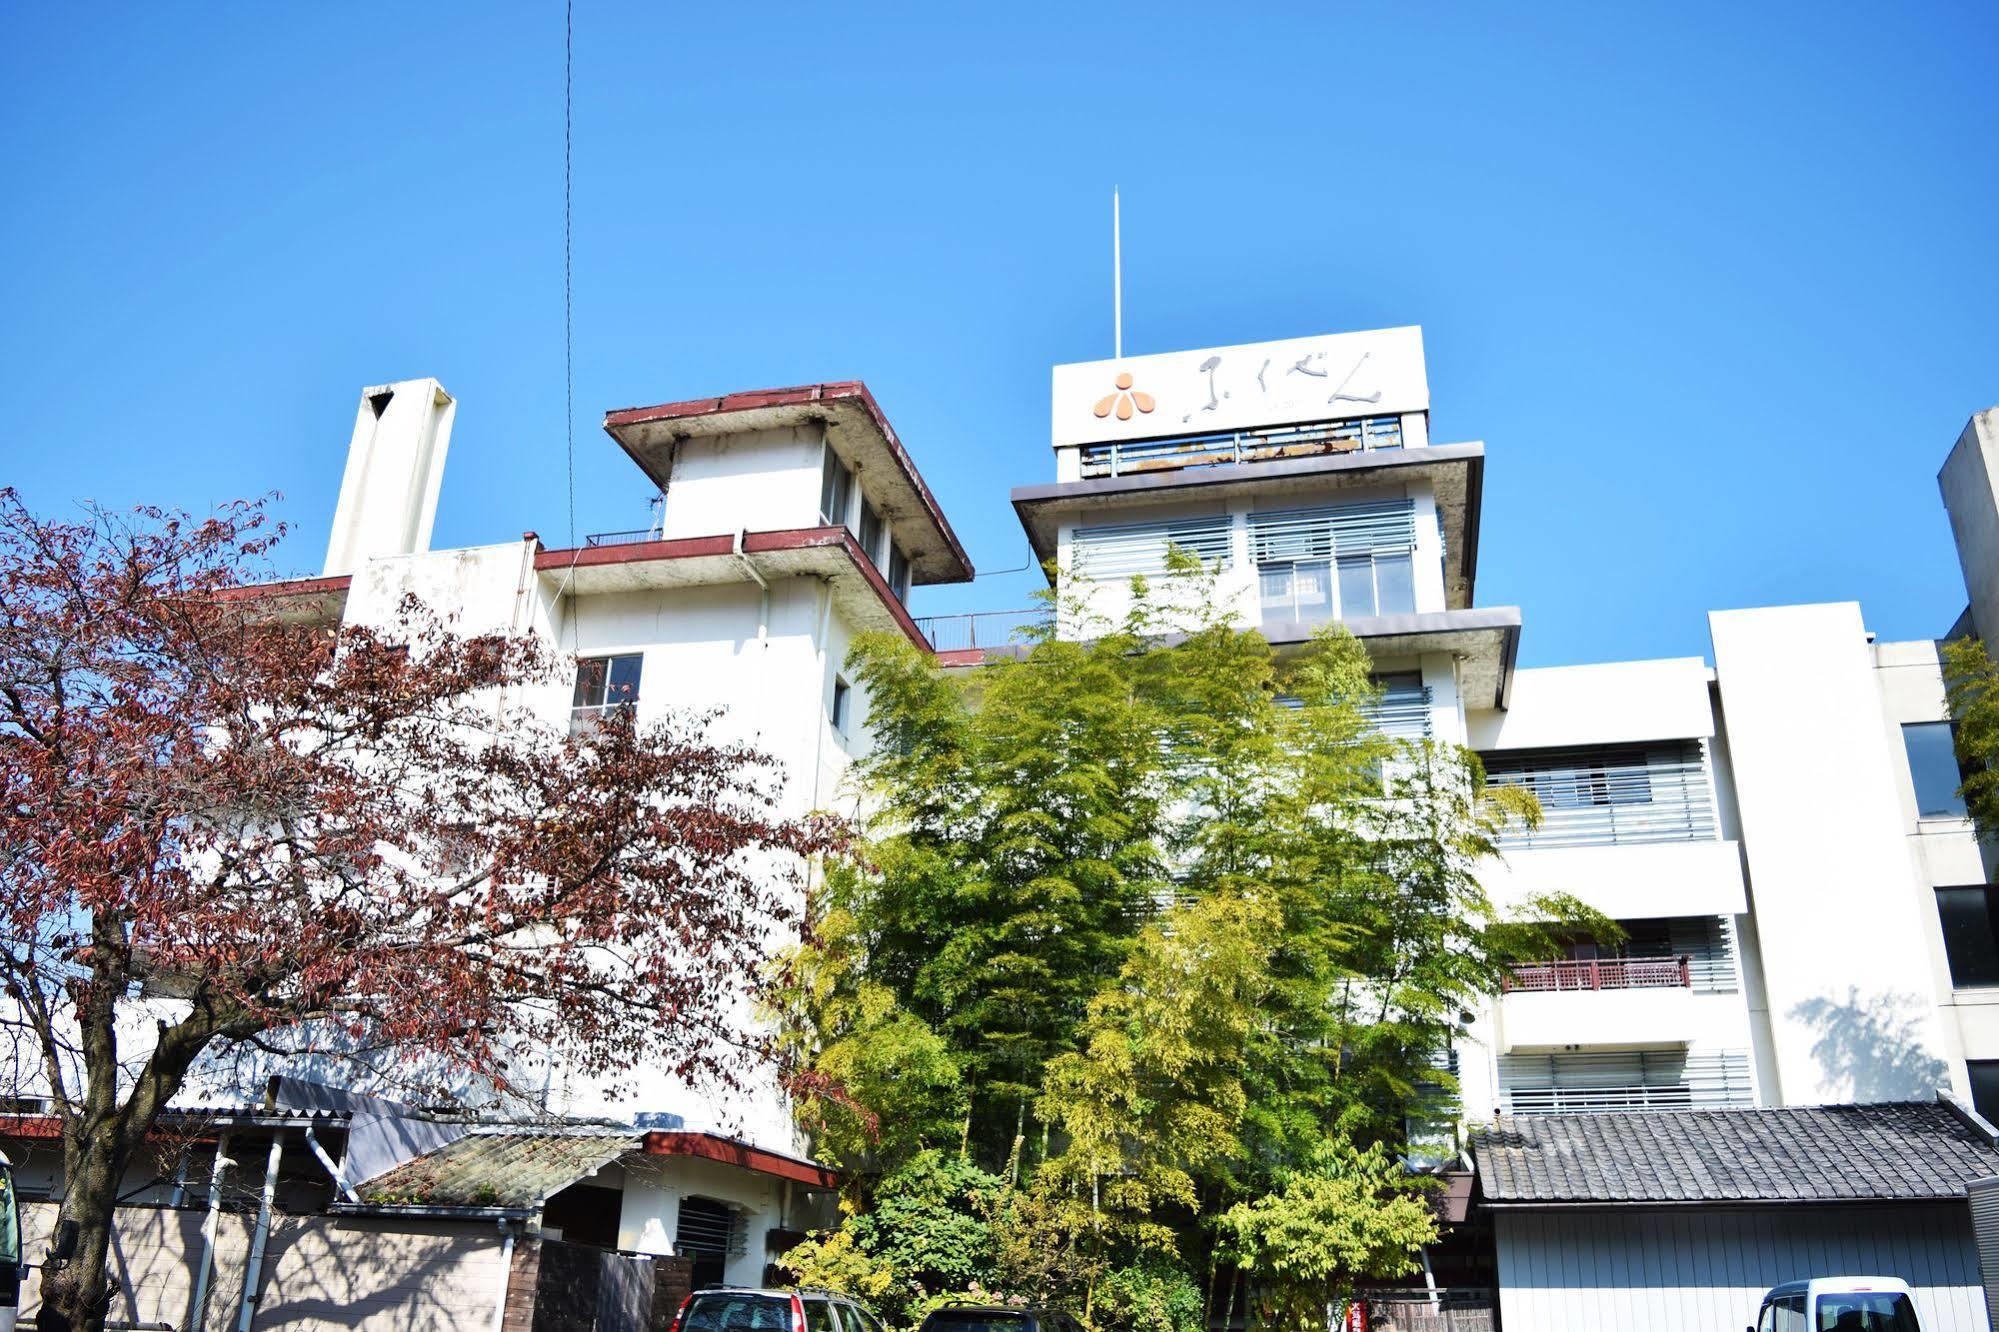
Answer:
1502, 956, 1692, 993
583, 528, 664, 548
1079, 414, 1404, 478
914, 609, 1051, 652
1483, 743, 1718, 850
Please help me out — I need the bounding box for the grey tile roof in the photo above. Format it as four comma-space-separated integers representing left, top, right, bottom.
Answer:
1471, 1101, 1999, 1205
354, 1126, 637, 1211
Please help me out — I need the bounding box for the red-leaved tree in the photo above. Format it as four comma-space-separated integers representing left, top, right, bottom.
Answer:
0, 490, 845, 1329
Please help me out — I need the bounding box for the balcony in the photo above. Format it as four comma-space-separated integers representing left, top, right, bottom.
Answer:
1502, 956, 1691, 993
1483, 743, 1717, 851
1079, 415, 1405, 479
913, 609, 1050, 653
1497, 1049, 1754, 1113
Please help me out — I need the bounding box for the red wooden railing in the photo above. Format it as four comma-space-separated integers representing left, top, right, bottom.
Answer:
1501, 956, 1692, 993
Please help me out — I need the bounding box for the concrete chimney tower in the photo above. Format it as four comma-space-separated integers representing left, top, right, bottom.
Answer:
322, 378, 456, 577
1939, 407, 1999, 643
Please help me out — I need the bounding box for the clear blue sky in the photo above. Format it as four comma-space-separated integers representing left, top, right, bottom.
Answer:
5, 3, 1995, 666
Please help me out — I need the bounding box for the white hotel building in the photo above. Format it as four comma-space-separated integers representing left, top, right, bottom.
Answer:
246, 330, 1999, 1287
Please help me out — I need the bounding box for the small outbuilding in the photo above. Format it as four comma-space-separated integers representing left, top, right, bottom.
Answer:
1469, 1099, 1999, 1332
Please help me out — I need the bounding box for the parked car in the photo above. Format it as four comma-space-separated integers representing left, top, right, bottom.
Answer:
916, 1304, 1087, 1332
1753, 1277, 1922, 1332
674, 1288, 891, 1332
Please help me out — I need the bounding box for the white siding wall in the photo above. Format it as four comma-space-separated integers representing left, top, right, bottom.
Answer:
658, 425, 828, 539
1494, 1206, 1989, 1332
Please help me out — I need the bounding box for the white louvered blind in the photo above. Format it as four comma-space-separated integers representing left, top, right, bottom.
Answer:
1249, 499, 1416, 564
1072, 514, 1233, 579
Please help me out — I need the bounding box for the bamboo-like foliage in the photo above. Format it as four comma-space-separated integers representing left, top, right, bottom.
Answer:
776, 556, 1608, 1324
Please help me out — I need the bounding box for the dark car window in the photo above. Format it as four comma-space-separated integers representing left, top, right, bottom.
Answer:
924, 1313, 1033, 1332
803, 1301, 839, 1332
1817, 1294, 1919, 1332
683, 1295, 793, 1332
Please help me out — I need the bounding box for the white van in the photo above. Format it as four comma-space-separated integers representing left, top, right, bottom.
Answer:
1753, 1277, 1922, 1332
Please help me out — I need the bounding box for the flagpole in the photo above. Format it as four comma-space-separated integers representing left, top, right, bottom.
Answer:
1112, 188, 1123, 361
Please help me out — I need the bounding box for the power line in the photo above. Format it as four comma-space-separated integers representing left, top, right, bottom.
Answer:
564, 0, 575, 549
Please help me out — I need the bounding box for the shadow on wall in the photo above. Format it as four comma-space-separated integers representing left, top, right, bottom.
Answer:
1790, 988, 1948, 1101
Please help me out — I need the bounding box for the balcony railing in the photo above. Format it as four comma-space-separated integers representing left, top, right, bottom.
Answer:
583, 528, 664, 548
1483, 744, 1718, 850
914, 609, 1051, 653
1502, 956, 1692, 993
1079, 415, 1404, 478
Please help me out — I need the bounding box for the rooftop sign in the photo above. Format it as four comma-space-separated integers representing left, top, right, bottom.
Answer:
1050, 326, 1429, 449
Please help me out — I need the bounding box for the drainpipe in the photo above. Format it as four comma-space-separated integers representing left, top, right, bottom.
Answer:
302, 1127, 357, 1203
488, 1219, 519, 1332
185, 1133, 232, 1332
808, 578, 835, 813
1419, 1244, 1440, 1309
235, 1132, 284, 1332
731, 530, 770, 643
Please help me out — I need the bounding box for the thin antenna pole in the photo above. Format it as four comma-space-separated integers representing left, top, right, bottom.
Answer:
1112, 188, 1123, 360
564, 0, 576, 549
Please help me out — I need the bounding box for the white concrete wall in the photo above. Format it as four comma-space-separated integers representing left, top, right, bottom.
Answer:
1468, 657, 1715, 752
328, 534, 873, 1150
659, 425, 829, 541
1495, 986, 1751, 1055
324, 380, 455, 578
1709, 603, 1950, 1105
1477, 840, 1747, 920
615, 1154, 827, 1288
1875, 638, 1999, 1092
1940, 408, 1999, 643
1494, 1206, 1990, 1332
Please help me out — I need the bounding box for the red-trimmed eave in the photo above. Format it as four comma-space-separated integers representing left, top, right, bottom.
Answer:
212, 573, 353, 602
641, 1131, 840, 1190
601, 382, 972, 583
535, 526, 935, 653
0, 1114, 227, 1145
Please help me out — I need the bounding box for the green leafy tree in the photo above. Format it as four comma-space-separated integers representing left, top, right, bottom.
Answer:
784, 560, 1601, 1300
1945, 636, 1999, 843
1215, 1142, 1439, 1332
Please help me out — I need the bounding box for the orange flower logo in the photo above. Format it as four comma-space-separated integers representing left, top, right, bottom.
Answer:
1093, 372, 1155, 421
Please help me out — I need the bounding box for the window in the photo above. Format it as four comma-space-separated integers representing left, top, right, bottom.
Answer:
804, 1302, 839, 1332
1970, 1060, 1999, 1125
1903, 721, 1969, 818
570, 653, 642, 732
887, 543, 912, 603
1072, 514, 1232, 579
832, 676, 852, 735
680, 1294, 787, 1332
859, 499, 886, 568
1815, 1293, 1918, 1332
1251, 499, 1418, 624
819, 448, 854, 528
1937, 886, 1999, 988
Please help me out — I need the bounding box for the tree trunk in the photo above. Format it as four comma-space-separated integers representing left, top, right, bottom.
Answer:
38, 1128, 127, 1332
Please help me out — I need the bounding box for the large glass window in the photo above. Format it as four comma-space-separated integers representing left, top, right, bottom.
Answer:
1904, 721, 1969, 818
1938, 886, 1999, 988
858, 499, 886, 568
571, 653, 642, 733
819, 449, 854, 528
1251, 500, 1418, 624
888, 543, 912, 604
1971, 1060, 1999, 1126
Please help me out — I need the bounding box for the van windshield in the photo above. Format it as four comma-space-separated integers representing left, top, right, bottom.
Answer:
1818, 1293, 1919, 1332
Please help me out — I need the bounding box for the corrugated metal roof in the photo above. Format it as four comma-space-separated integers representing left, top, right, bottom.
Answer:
1472, 1101, 1999, 1205
354, 1127, 637, 1210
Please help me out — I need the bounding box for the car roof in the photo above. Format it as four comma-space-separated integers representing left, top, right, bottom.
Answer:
1764, 1278, 1914, 1300
926, 1309, 1049, 1318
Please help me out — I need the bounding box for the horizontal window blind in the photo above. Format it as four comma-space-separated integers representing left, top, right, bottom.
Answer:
1482, 740, 1718, 849
1072, 514, 1232, 579
1498, 1049, 1752, 1114
1250, 499, 1416, 564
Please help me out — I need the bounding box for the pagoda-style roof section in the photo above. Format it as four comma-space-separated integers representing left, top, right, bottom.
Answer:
603, 381, 973, 586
